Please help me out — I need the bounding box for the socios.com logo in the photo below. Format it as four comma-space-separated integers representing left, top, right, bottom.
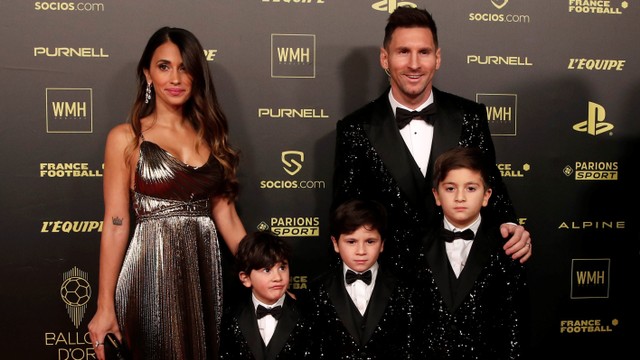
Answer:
573, 101, 614, 136
371, 0, 417, 13
282, 150, 304, 176
492, 0, 509, 9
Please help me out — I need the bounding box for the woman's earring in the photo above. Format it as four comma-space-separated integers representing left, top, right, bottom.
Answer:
384, 68, 391, 77
145, 83, 152, 104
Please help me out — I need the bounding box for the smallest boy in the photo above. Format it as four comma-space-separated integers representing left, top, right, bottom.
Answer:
304, 199, 414, 359
414, 147, 530, 359
219, 231, 311, 360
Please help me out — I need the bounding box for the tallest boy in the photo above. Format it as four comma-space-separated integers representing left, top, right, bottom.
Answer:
332, 6, 532, 277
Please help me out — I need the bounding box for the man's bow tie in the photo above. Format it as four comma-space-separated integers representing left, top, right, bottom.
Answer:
256, 305, 283, 320
395, 103, 437, 129
441, 228, 475, 242
345, 269, 372, 285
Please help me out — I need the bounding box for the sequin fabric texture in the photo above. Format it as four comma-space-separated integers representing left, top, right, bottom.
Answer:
332, 88, 517, 279
115, 141, 225, 359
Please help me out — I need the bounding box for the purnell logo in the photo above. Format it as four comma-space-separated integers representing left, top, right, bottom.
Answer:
271, 34, 315, 78
46, 88, 93, 133
371, 0, 417, 13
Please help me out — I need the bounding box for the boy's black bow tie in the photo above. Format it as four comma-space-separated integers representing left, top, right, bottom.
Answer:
345, 269, 372, 285
395, 103, 437, 129
256, 305, 283, 320
441, 228, 475, 242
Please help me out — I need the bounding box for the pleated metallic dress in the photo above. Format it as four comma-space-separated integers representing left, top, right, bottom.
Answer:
116, 140, 225, 359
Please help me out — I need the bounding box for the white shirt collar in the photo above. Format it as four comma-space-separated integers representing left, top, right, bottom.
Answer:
388, 88, 434, 114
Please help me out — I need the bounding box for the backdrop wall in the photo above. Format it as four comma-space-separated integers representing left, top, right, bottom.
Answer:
1, 0, 638, 358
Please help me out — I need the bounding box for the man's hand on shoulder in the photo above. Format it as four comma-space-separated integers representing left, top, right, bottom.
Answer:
500, 223, 532, 263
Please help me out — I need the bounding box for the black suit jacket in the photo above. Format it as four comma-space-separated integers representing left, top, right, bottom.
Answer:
332, 87, 516, 277
219, 292, 311, 360
302, 264, 414, 359
413, 220, 530, 359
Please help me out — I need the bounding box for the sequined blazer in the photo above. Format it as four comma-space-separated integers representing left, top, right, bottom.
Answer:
219, 292, 311, 360
413, 220, 530, 359
302, 264, 414, 360
332, 87, 517, 277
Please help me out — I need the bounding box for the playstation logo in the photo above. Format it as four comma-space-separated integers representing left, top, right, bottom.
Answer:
371, 0, 417, 13
572, 101, 614, 136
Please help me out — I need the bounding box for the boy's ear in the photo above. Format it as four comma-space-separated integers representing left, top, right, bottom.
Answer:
432, 188, 442, 206
331, 236, 340, 253
482, 188, 492, 207
239, 271, 252, 288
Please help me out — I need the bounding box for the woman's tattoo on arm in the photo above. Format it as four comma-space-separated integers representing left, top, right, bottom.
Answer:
112, 216, 123, 226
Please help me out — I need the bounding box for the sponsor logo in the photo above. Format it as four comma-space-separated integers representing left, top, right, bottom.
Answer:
41, 221, 103, 233
497, 163, 529, 178
573, 102, 614, 136
568, 58, 625, 71
571, 258, 610, 299
258, 108, 329, 119
563, 161, 618, 180
558, 220, 625, 230
289, 275, 308, 290
371, 0, 417, 13
477, 93, 517, 136
271, 34, 315, 78
467, 55, 532, 66
46, 88, 93, 134
282, 151, 303, 176
45, 266, 96, 358
560, 319, 617, 333
259, 150, 327, 190
40, 163, 103, 177
257, 217, 320, 237
34, 2, 105, 11
34, 47, 108, 57
262, 0, 325, 4
568, 0, 628, 14
204, 49, 217, 61
469, 0, 531, 23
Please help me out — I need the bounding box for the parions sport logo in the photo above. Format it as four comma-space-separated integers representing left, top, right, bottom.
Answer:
562, 161, 618, 180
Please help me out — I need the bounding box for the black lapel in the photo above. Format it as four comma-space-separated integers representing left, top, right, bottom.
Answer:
365, 91, 427, 208
265, 294, 298, 360
451, 222, 497, 310
360, 268, 395, 344
238, 302, 266, 360
425, 228, 456, 310
326, 267, 361, 342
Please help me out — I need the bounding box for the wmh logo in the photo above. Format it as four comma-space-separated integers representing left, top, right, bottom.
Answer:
271, 34, 315, 79
570, 258, 610, 299
477, 93, 517, 136
46, 88, 93, 133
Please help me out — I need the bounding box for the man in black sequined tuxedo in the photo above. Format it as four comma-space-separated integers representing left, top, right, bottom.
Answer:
413, 147, 530, 359
332, 7, 532, 280
219, 231, 311, 360
303, 199, 414, 359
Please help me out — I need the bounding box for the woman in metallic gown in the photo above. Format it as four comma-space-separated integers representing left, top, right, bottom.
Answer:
88, 27, 246, 360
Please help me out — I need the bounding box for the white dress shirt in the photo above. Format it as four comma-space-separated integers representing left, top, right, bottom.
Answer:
389, 90, 435, 177
252, 293, 285, 345
444, 215, 481, 278
343, 262, 379, 315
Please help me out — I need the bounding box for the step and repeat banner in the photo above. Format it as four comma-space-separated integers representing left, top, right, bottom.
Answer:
1, 0, 638, 358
